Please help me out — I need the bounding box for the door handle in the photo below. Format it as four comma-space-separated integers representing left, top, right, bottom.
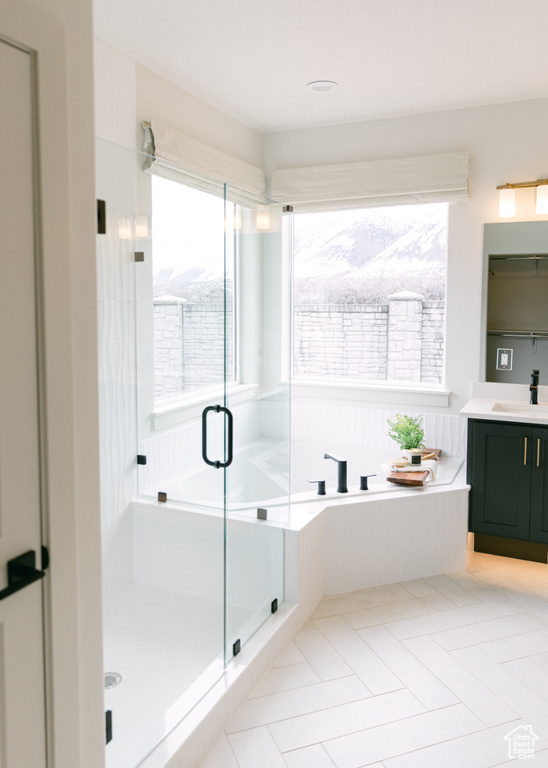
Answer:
202, 405, 233, 468
524, 437, 528, 466
0, 550, 46, 601
538, 438, 541, 467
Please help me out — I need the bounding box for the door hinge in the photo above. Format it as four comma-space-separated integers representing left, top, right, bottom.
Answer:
105, 710, 113, 744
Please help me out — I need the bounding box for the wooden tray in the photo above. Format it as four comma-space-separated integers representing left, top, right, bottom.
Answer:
387, 470, 429, 486
386, 448, 441, 486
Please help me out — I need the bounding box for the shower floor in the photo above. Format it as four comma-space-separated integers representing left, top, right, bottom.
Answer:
103, 581, 253, 768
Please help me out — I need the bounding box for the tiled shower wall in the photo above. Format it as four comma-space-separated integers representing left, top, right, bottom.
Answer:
96, 139, 140, 596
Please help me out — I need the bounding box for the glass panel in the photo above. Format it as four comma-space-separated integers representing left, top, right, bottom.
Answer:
98, 137, 290, 768
97, 139, 225, 768
224, 192, 289, 658
150, 174, 234, 402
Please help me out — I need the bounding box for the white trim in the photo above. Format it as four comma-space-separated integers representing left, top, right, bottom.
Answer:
153, 384, 259, 431
291, 379, 450, 408
271, 152, 469, 212
0, 4, 104, 768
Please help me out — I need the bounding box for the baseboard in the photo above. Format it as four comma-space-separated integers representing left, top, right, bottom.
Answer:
474, 532, 548, 564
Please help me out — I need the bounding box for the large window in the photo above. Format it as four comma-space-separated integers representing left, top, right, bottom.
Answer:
151, 174, 236, 403
292, 203, 448, 385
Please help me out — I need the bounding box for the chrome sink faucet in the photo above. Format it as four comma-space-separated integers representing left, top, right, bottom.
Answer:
530, 369, 540, 405
324, 453, 348, 493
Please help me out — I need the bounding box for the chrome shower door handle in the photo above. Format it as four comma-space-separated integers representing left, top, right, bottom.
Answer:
202, 405, 234, 468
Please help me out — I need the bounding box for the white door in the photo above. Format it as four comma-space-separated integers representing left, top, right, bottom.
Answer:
0, 38, 47, 768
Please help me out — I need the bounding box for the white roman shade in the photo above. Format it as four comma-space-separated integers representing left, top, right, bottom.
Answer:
142, 120, 265, 198
270, 152, 469, 212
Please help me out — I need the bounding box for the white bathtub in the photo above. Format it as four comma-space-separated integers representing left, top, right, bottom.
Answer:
142, 436, 464, 521
130, 455, 470, 768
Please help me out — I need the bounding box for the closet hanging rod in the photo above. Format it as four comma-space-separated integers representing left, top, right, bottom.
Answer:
488, 254, 548, 261
488, 330, 548, 339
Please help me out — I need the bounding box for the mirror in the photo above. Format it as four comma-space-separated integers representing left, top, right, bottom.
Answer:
484, 221, 548, 383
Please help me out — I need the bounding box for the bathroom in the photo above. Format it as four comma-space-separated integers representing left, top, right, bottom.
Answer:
88, 30, 548, 768
4, 3, 548, 767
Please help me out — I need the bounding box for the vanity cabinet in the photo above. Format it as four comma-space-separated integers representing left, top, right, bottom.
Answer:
467, 418, 548, 544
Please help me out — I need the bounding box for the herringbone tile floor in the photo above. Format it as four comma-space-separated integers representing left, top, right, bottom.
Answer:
197, 551, 548, 767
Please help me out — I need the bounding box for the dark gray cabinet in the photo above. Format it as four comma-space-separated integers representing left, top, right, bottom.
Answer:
468, 419, 548, 544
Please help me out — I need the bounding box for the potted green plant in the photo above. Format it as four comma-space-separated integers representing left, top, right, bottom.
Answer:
387, 413, 425, 460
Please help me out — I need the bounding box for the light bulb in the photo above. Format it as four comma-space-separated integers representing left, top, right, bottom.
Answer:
136, 216, 149, 238
536, 184, 548, 215
256, 208, 270, 230
499, 188, 515, 217
118, 218, 132, 239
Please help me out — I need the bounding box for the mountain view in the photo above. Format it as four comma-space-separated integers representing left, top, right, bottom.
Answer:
293, 204, 447, 305
151, 178, 447, 308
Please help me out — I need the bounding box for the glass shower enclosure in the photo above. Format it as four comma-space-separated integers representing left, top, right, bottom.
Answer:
96, 138, 290, 768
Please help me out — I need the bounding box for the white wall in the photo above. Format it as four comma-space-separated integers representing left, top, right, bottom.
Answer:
263, 99, 548, 415
1, 2, 104, 768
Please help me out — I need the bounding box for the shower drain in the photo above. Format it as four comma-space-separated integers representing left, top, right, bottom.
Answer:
104, 672, 122, 690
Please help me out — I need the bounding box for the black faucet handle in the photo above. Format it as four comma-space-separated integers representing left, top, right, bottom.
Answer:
360, 474, 377, 491
308, 480, 326, 495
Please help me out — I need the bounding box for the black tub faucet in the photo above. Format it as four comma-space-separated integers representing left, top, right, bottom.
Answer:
324, 453, 348, 493
530, 369, 540, 404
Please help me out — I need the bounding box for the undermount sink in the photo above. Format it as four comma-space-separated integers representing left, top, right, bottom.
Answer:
491, 401, 548, 414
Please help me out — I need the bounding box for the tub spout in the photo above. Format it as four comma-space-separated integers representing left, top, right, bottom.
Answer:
324, 453, 348, 493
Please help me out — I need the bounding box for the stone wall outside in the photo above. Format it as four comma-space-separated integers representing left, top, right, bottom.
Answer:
294, 293, 444, 383
153, 293, 445, 399
154, 299, 233, 400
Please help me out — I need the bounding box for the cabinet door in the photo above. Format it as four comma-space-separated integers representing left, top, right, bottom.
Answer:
469, 421, 531, 540
529, 426, 548, 543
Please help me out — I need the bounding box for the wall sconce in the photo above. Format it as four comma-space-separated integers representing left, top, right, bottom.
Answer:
118, 218, 133, 239
256, 207, 270, 230
497, 179, 548, 217
135, 216, 149, 239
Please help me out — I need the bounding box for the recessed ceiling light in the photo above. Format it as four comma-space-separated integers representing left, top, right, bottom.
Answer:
306, 80, 339, 93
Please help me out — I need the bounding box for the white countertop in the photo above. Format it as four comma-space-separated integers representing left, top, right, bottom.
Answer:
460, 397, 548, 424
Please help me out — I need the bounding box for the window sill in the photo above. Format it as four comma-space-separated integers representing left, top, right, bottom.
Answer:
291, 379, 450, 408
153, 383, 259, 431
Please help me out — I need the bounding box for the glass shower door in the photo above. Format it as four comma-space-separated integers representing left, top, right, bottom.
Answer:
98, 137, 290, 768
224, 191, 289, 661
98, 140, 228, 768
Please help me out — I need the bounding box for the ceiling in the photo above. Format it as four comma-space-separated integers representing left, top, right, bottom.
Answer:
93, 0, 548, 134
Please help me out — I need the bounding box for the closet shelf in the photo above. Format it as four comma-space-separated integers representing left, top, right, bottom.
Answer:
488, 330, 548, 345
